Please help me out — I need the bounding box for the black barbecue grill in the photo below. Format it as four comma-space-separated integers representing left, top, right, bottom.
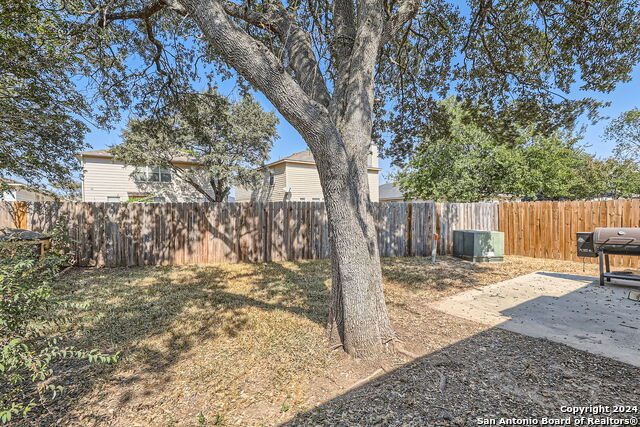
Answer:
577, 227, 640, 286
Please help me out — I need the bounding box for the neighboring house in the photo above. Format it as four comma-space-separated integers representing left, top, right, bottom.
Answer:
0, 178, 54, 202
235, 146, 381, 202
77, 149, 217, 202
378, 183, 432, 203
379, 183, 408, 202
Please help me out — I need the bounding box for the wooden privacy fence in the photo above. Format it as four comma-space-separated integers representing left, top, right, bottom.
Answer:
22, 201, 439, 267
499, 199, 640, 268
7, 199, 639, 268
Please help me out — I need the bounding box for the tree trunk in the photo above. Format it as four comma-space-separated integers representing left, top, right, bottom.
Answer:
313, 133, 394, 358
314, 0, 394, 358
209, 177, 229, 202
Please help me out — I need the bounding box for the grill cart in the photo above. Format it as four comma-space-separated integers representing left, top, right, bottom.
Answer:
577, 227, 640, 286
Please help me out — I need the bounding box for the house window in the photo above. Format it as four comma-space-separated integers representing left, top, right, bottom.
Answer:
299, 198, 306, 201
312, 198, 321, 201
107, 196, 120, 202
269, 173, 275, 186
134, 166, 172, 183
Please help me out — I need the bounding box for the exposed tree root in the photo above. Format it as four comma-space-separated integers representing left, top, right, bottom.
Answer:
384, 338, 421, 359
351, 367, 386, 389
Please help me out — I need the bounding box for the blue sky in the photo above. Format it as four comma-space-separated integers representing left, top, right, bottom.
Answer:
84, 65, 640, 186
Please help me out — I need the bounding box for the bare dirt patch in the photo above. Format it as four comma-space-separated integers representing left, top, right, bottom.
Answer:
28, 256, 637, 426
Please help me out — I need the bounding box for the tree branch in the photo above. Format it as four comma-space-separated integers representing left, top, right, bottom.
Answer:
170, 164, 217, 202
333, 0, 357, 63
143, 17, 168, 76
219, 0, 331, 106
381, 0, 420, 45
178, 0, 336, 150
97, 0, 330, 107
217, 0, 280, 32
98, 0, 185, 27
329, 0, 386, 125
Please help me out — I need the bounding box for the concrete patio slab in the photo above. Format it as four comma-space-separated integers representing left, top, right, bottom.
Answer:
431, 271, 640, 367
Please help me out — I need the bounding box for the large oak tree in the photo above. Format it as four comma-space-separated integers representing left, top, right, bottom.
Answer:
62, 0, 640, 357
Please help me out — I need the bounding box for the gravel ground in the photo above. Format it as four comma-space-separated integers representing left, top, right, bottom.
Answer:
287, 324, 640, 426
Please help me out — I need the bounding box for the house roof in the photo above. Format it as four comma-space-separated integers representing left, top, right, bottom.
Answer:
0, 177, 26, 186
265, 150, 316, 167
281, 150, 316, 163
76, 148, 200, 165
379, 183, 405, 200
0, 177, 56, 197
266, 149, 382, 171
79, 147, 382, 171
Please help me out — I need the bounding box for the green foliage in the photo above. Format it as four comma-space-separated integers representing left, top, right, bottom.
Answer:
212, 413, 226, 425
197, 412, 206, 425
0, 222, 117, 424
396, 99, 640, 202
0, 0, 89, 191
125, 194, 158, 204
41, 0, 638, 166
111, 88, 278, 202
374, 0, 640, 159
605, 108, 640, 163
571, 157, 640, 200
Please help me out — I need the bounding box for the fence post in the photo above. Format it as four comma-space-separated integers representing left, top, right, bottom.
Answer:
406, 203, 413, 257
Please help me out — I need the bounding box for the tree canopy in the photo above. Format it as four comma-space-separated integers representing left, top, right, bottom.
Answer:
111, 88, 278, 202
605, 108, 640, 163
46, 0, 640, 156
395, 99, 640, 202
572, 156, 640, 199
0, 0, 89, 192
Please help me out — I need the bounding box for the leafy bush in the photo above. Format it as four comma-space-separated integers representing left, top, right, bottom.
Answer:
0, 222, 117, 423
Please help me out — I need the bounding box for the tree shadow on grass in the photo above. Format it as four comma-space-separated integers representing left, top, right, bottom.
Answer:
381, 256, 491, 292
31, 260, 332, 425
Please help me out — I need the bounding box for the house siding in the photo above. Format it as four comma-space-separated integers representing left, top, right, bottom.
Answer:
81, 157, 215, 202
15, 189, 53, 202
234, 187, 253, 202
233, 145, 380, 202
1, 188, 52, 202
1, 189, 16, 202
368, 171, 379, 202
235, 164, 287, 202
286, 163, 324, 201
236, 163, 379, 202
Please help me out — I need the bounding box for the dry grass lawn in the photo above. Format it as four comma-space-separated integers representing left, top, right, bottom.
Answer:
31, 256, 611, 426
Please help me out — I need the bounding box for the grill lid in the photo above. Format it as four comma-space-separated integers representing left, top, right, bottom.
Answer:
593, 227, 640, 246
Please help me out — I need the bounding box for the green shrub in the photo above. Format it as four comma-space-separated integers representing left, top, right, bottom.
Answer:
0, 222, 117, 423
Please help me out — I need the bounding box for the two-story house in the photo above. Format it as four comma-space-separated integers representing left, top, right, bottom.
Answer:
78, 145, 382, 203
235, 146, 381, 202
77, 150, 216, 202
